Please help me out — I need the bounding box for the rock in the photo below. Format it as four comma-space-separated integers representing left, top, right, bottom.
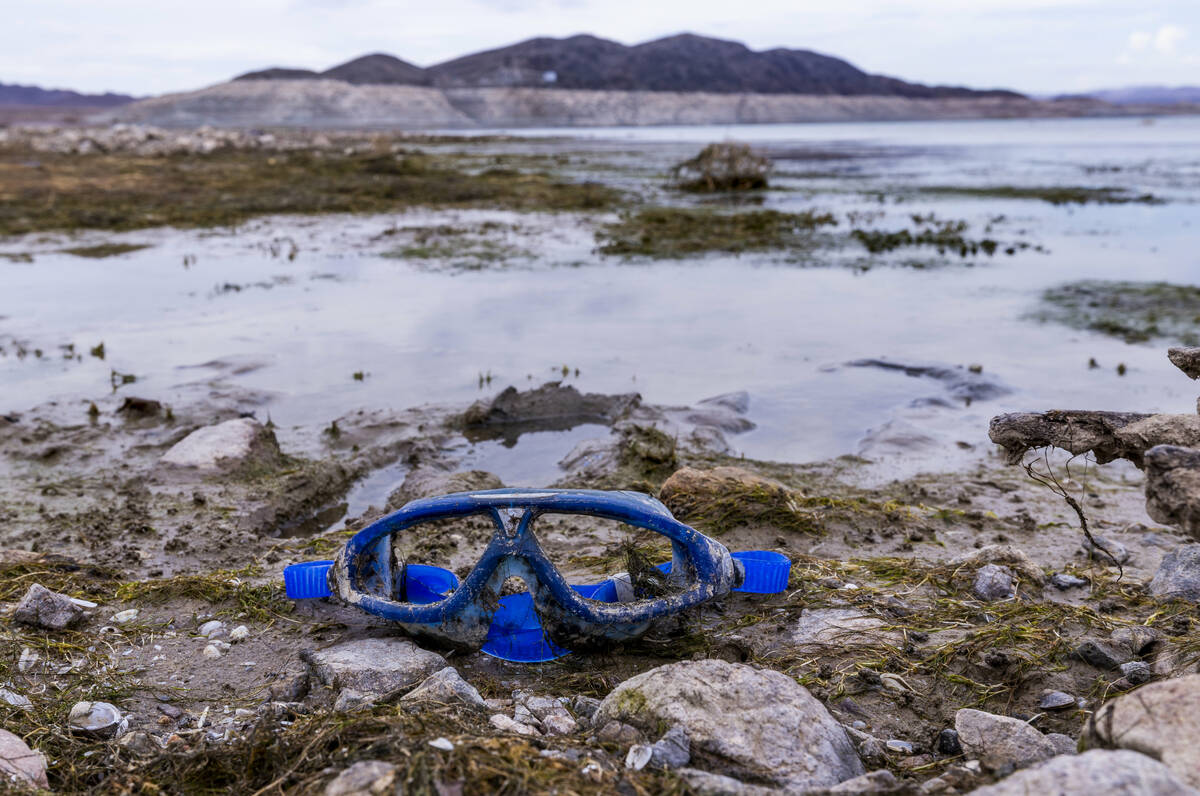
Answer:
198, 620, 225, 638
1110, 625, 1160, 655
1149, 544, 1200, 601
1072, 637, 1131, 670
489, 713, 539, 736
459, 382, 638, 431
202, 643, 224, 659
845, 359, 1010, 402
595, 659, 864, 789
0, 689, 31, 710
229, 625, 250, 642
1044, 733, 1078, 756
826, 770, 901, 793
686, 392, 756, 434
937, 728, 962, 756
885, 739, 914, 754
676, 768, 777, 796
428, 737, 453, 751
111, 608, 139, 624
12, 583, 86, 630
386, 468, 504, 510
1119, 660, 1151, 685
1082, 534, 1130, 565
160, 418, 282, 472
325, 760, 398, 796
1168, 347, 1200, 379
0, 728, 48, 789
951, 545, 1046, 588
595, 720, 642, 745
570, 695, 601, 723
650, 725, 691, 769
1050, 573, 1088, 590
541, 714, 579, 736
973, 564, 1016, 601
988, 410, 1153, 465
1145, 448, 1200, 537
333, 689, 371, 712
68, 701, 127, 738
302, 637, 446, 699
791, 608, 899, 650
1038, 691, 1075, 710
1082, 673, 1200, 786
954, 708, 1055, 774
118, 731, 161, 757
964, 749, 1196, 795
400, 667, 486, 710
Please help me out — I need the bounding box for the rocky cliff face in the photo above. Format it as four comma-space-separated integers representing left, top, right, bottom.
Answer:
109, 79, 1111, 129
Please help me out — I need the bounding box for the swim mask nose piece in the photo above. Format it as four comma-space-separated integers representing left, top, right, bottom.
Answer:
284, 488, 790, 662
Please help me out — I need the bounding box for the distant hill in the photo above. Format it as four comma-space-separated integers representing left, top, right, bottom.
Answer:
0, 81, 136, 107
237, 33, 1022, 98
1068, 85, 1200, 106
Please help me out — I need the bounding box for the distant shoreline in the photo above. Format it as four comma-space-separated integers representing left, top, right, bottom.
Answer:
100, 80, 1200, 130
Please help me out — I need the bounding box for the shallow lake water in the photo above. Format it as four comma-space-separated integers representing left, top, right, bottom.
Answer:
3, 115, 1198, 485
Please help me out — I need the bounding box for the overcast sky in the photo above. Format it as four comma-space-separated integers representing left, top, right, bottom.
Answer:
3, 0, 1197, 97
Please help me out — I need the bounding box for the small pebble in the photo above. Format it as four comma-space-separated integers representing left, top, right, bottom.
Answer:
202, 643, 223, 660
1050, 573, 1089, 590
428, 737, 454, 751
198, 620, 225, 638
228, 625, 250, 643
111, 609, 139, 624
937, 728, 962, 756
885, 739, 914, 755
1119, 660, 1152, 685
1038, 690, 1075, 710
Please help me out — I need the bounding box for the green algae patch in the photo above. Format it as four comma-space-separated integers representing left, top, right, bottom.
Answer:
916, 185, 1163, 205
0, 147, 622, 235
60, 242, 151, 258
596, 207, 836, 258
1039, 279, 1200, 345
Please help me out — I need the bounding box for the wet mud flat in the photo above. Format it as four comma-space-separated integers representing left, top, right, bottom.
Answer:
0, 120, 1199, 792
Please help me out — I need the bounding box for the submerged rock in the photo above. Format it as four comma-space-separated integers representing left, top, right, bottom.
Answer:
160, 418, 282, 472
1149, 544, 1200, 601
964, 749, 1196, 795
12, 583, 86, 630
302, 637, 446, 702
0, 728, 48, 789
459, 382, 638, 432
954, 708, 1055, 774
595, 659, 864, 790
845, 358, 1011, 402
1082, 673, 1200, 786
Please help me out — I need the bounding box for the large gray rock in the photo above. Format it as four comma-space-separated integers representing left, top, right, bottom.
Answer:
400, 667, 487, 710
302, 637, 446, 700
595, 660, 864, 790
1145, 447, 1200, 537
955, 709, 1055, 774
1149, 544, 1200, 602
1082, 674, 1200, 787
965, 750, 1198, 795
12, 583, 86, 630
160, 418, 282, 472
0, 728, 48, 789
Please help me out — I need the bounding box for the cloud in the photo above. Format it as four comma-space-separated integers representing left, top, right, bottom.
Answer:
1120, 23, 1191, 67
1153, 23, 1187, 54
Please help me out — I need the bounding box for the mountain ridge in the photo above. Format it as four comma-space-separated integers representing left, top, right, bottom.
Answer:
234, 32, 1022, 98
0, 81, 136, 107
